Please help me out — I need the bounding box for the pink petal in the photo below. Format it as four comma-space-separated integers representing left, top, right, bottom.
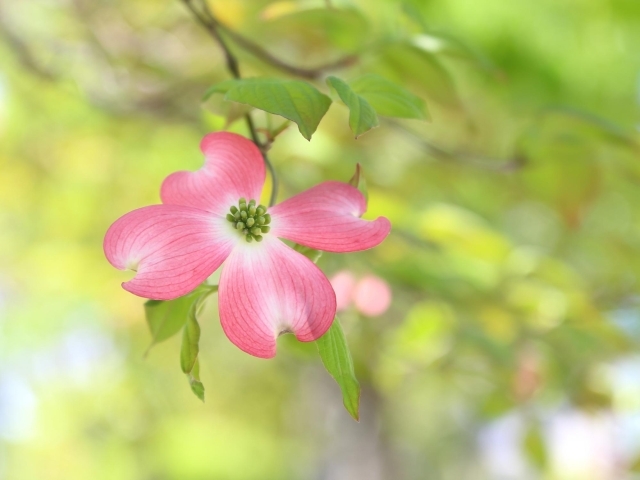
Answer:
329, 270, 357, 311
161, 132, 265, 214
269, 181, 391, 253
353, 275, 392, 317
218, 237, 336, 358
104, 205, 237, 300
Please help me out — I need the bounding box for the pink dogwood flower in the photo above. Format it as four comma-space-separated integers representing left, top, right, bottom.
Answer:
104, 132, 391, 358
330, 270, 392, 317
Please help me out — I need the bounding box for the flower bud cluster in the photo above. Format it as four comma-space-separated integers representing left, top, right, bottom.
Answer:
226, 198, 271, 242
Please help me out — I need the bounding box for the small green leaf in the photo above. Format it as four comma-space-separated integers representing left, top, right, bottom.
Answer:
187, 358, 205, 402
523, 423, 547, 468
348, 163, 368, 205
402, 3, 499, 75
202, 79, 238, 101
144, 290, 202, 348
376, 43, 461, 108
327, 76, 379, 137
180, 301, 202, 375
350, 74, 430, 121
293, 244, 323, 263
179, 294, 208, 402
209, 78, 332, 141
316, 319, 360, 421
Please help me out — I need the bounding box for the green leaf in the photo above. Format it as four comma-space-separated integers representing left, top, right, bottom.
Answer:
208, 78, 332, 141
202, 80, 252, 126
202, 79, 238, 101
348, 163, 369, 205
293, 244, 323, 263
350, 74, 430, 121
316, 319, 360, 421
375, 43, 462, 108
254, 8, 370, 54
187, 357, 205, 402
327, 76, 379, 138
180, 301, 202, 375
178, 293, 208, 402
402, 3, 499, 75
523, 423, 547, 468
144, 290, 202, 348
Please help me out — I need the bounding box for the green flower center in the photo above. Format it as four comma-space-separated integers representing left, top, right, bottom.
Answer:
226, 198, 271, 243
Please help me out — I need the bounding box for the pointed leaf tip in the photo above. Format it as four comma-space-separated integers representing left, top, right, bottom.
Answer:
187, 357, 205, 402
348, 163, 368, 206
350, 73, 430, 121
207, 78, 332, 141
316, 319, 361, 421
327, 76, 379, 138
144, 288, 205, 350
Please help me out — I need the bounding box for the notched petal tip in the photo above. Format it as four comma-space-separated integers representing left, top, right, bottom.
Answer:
103, 204, 236, 301
199, 131, 263, 160
218, 238, 336, 359
269, 182, 392, 253
161, 131, 266, 213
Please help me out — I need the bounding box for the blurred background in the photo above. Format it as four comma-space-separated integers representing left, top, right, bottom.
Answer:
2, 0, 640, 478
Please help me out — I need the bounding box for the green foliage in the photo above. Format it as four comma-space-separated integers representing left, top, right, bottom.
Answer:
350, 74, 430, 121
293, 244, 323, 263
402, 3, 499, 75
316, 319, 361, 421
523, 423, 548, 468
348, 163, 369, 204
180, 303, 202, 375
205, 78, 332, 140
144, 291, 200, 349
327, 74, 428, 137
188, 358, 205, 402
179, 292, 212, 402
373, 43, 462, 108
327, 76, 379, 137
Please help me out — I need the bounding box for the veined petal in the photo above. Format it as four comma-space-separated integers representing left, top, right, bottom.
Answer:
161, 132, 265, 215
269, 181, 391, 253
104, 205, 237, 300
218, 237, 336, 358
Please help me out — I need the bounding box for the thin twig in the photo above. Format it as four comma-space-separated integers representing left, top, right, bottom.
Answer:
387, 120, 526, 172
181, 0, 278, 206
218, 24, 357, 80
0, 12, 57, 81
194, 0, 354, 80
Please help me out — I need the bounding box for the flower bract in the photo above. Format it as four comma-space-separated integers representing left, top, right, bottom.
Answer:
104, 132, 391, 358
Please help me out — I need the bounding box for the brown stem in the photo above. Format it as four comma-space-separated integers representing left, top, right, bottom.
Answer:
218, 24, 357, 80
193, 0, 355, 80
387, 120, 526, 172
0, 12, 57, 81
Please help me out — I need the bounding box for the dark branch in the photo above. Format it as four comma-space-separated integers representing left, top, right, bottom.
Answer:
218, 24, 357, 80
0, 15, 57, 81
184, 0, 355, 80
387, 120, 526, 172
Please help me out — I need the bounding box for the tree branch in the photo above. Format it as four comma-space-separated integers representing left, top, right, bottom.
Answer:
185, 0, 355, 80
387, 120, 526, 172
181, 0, 278, 206
0, 13, 57, 81
217, 24, 357, 80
